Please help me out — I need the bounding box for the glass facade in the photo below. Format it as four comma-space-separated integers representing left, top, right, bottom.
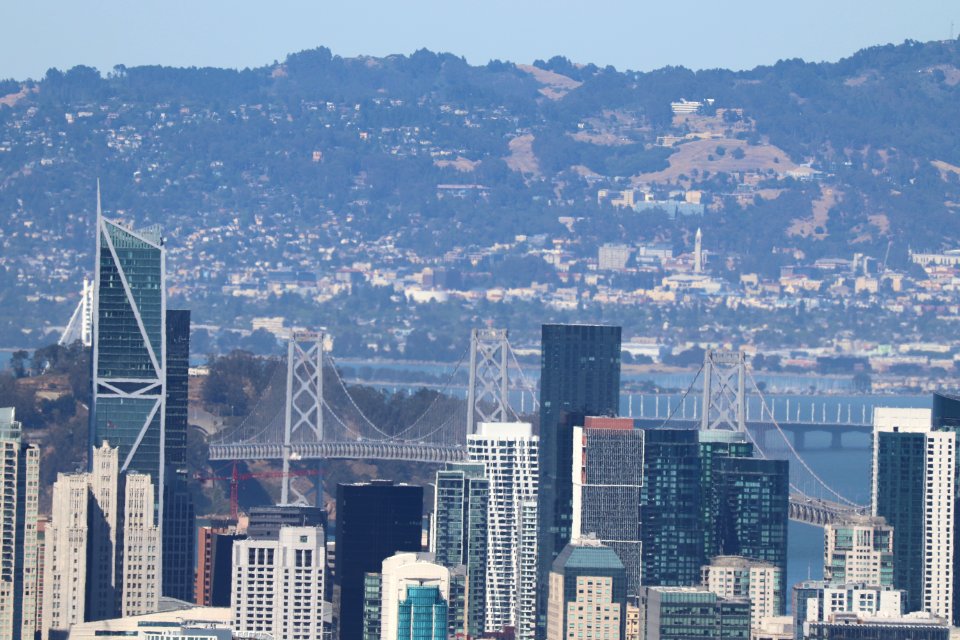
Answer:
640, 428, 704, 587
335, 481, 423, 640
92, 218, 166, 501
362, 572, 382, 640
396, 585, 447, 640
713, 457, 789, 611
699, 431, 753, 560
432, 463, 488, 638
875, 430, 926, 614
537, 324, 621, 630
640, 587, 750, 640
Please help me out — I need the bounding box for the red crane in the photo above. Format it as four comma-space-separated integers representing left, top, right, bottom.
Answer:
195, 462, 321, 520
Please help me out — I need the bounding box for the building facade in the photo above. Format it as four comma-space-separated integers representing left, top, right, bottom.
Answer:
468, 422, 538, 633
397, 586, 447, 640
546, 537, 627, 640
195, 525, 243, 607
571, 417, 643, 598
639, 586, 751, 640
431, 462, 488, 638
537, 324, 621, 632
335, 481, 423, 640
0, 408, 40, 640
872, 407, 954, 620
231, 525, 326, 640
701, 556, 783, 630
379, 553, 450, 640
823, 516, 894, 587
792, 581, 904, 639
119, 473, 161, 617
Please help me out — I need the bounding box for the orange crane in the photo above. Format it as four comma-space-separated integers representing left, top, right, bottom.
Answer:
195, 462, 321, 520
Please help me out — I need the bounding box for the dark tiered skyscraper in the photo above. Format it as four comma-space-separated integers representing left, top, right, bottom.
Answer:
537, 324, 620, 631
336, 480, 423, 640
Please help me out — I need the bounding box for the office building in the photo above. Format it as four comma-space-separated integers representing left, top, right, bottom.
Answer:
379, 553, 451, 640
162, 309, 195, 602
91, 205, 167, 499
195, 525, 243, 607
639, 586, 751, 640
931, 391, 960, 627
823, 516, 894, 587
872, 408, 954, 619
431, 462, 488, 638
699, 430, 753, 560
546, 537, 627, 640
0, 408, 40, 640
702, 556, 783, 629
43, 444, 161, 637
802, 613, 949, 640
247, 504, 327, 539
335, 480, 423, 640
363, 573, 382, 640
713, 457, 789, 610
231, 525, 325, 640
792, 581, 903, 638
468, 422, 538, 633
571, 417, 643, 597
639, 428, 704, 587
515, 500, 538, 640
537, 323, 620, 631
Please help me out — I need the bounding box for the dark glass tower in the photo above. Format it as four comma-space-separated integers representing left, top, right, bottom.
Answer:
713, 457, 789, 610
639, 428, 704, 587
537, 324, 620, 628
432, 462, 488, 638
699, 431, 754, 560
875, 427, 931, 615
162, 309, 194, 600
336, 480, 423, 640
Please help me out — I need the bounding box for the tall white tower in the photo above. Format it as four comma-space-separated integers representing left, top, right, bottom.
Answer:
694, 227, 703, 273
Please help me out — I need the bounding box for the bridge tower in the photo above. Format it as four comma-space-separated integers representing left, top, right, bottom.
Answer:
700, 349, 746, 431
281, 331, 324, 505
466, 328, 510, 435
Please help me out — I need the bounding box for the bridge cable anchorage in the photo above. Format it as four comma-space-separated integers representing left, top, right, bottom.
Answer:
746, 369, 862, 508
657, 364, 705, 429
505, 337, 540, 412
386, 345, 470, 440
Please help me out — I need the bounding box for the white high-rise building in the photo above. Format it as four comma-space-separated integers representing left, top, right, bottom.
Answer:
701, 556, 782, 629
515, 500, 538, 640
467, 422, 538, 633
231, 526, 326, 640
0, 408, 40, 640
43, 443, 161, 638
120, 474, 160, 617
694, 227, 703, 273
379, 552, 451, 640
823, 515, 894, 587
872, 407, 954, 621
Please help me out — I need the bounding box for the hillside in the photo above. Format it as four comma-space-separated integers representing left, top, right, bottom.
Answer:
1, 40, 959, 353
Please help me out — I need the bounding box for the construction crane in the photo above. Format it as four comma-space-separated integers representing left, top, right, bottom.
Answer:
195, 463, 321, 520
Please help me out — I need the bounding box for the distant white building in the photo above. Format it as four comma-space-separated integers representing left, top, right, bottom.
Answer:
231, 526, 326, 640
467, 422, 538, 634
598, 243, 632, 271
670, 99, 704, 114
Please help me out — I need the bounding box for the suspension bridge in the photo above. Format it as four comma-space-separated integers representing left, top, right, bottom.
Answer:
207, 330, 868, 524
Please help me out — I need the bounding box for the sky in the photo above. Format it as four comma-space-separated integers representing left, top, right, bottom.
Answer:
1, 1, 957, 80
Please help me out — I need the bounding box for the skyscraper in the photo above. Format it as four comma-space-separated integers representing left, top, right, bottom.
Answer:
335, 481, 423, 640
699, 430, 753, 560
873, 407, 954, 620
537, 324, 620, 630
823, 515, 894, 587
91, 197, 167, 497
195, 525, 243, 607
232, 526, 326, 640
468, 422, 538, 633
931, 391, 960, 626
120, 474, 161, 617
571, 417, 643, 598
397, 586, 448, 640
162, 309, 194, 601
431, 462, 488, 638
546, 537, 627, 640
713, 457, 789, 610
639, 428, 704, 587
379, 552, 451, 640
0, 408, 40, 640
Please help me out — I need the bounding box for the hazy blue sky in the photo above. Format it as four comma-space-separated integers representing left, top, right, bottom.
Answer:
2, 1, 957, 79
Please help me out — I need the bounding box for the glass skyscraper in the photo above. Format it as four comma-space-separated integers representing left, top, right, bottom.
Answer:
699, 430, 753, 560
91, 205, 166, 499
396, 585, 448, 640
431, 462, 488, 638
537, 324, 620, 630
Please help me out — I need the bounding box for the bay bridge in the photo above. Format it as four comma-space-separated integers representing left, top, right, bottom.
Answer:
208, 329, 868, 525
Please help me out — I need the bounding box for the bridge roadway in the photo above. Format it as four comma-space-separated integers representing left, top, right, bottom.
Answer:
209, 441, 865, 526
631, 418, 871, 450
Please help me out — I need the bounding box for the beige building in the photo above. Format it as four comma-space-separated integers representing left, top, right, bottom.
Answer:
823, 515, 893, 587
701, 556, 783, 630
0, 408, 40, 640
546, 537, 626, 640
119, 474, 160, 617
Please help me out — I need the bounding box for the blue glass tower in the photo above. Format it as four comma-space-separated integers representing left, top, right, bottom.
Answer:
397, 585, 448, 640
